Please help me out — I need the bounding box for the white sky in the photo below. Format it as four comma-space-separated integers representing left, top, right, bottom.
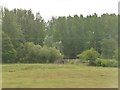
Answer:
0, 0, 119, 21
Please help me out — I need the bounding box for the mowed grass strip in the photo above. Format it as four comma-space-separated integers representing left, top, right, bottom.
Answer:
2, 64, 118, 88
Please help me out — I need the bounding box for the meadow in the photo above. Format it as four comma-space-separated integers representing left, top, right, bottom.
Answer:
2, 63, 118, 88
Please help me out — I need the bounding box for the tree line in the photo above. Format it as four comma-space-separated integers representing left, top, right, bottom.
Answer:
2, 8, 118, 65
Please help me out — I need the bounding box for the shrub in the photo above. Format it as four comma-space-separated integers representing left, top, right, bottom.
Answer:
77, 48, 100, 65
18, 42, 63, 63
49, 47, 63, 63
95, 58, 118, 67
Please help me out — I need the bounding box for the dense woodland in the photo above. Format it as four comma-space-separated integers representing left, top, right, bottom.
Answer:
1, 8, 118, 66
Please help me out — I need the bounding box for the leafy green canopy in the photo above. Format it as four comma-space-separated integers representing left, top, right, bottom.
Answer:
2, 8, 118, 63
17, 42, 63, 63
77, 48, 100, 64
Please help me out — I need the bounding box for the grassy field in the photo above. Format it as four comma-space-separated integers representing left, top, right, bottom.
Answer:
2, 63, 118, 88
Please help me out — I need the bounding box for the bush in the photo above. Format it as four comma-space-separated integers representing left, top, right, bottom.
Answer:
77, 48, 100, 65
48, 47, 63, 63
18, 42, 63, 63
95, 58, 118, 67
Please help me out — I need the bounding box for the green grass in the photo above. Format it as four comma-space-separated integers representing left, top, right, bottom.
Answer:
2, 63, 118, 88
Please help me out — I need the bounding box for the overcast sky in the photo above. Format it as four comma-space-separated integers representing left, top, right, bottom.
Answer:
1, 0, 119, 21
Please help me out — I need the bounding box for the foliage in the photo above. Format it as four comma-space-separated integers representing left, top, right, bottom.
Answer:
2, 8, 24, 47
2, 8, 118, 63
18, 42, 63, 63
95, 58, 118, 67
77, 48, 100, 65
101, 38, 117, 59
2, 32, 17, 63
47, 14, 117, 58
14, 9, 45, 45
48, 46, 63, 63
